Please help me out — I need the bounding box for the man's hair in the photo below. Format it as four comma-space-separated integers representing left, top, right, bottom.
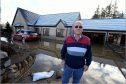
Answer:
72, 20, 83, 28
69, 20, 83, 35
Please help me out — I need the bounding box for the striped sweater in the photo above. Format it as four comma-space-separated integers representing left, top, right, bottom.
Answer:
61, 35, 92, 69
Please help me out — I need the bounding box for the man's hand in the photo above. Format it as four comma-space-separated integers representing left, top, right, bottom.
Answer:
60, 60, 65, 66
84, 65, 89, 72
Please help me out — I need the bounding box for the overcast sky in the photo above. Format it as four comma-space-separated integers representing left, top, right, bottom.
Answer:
1, 0, 125, 24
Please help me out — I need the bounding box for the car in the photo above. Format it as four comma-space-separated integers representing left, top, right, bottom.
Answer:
13, 30, 39, 41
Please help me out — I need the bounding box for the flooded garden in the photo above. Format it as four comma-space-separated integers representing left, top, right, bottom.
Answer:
1, 37, 126, 83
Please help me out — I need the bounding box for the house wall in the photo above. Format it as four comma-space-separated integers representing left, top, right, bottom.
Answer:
40, 22, 68, 37
57, 22, 66, 37
66, 27, 72, 36
41, 27, 56, 37
57, 22, 65, 28
34, 27, 41, 34
12, 9, 27, 32
49, 27, 56, 37
28, 26, 35, 31
40, 27, 43, 35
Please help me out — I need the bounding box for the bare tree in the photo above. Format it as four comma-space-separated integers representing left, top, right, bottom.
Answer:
92, 1, 124, 19
100, 8, 106, 19
92, 5, 100, 19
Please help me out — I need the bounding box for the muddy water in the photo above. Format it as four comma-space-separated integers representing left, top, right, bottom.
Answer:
18, 39, 125, 79
18, 54, 126, 83
14, 39, 123, 60
1, 37, 126, 81
1, 36, 125, 62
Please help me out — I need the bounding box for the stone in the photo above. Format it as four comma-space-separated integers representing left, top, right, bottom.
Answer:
4, 59, 11, 68
0, 50, 11, 82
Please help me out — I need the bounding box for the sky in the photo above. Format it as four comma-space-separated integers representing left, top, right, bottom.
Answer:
1, 0, 126, 24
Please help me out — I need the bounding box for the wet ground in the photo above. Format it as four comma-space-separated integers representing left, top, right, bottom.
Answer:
17, 53, 126, 84
14, 39, 126, 78
14, 40, 125, 60
1, 37, 126, 83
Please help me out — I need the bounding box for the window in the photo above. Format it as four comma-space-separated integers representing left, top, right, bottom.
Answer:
43, 28, 49, 36
56, 29, 64, 37
15, 26, 24, 32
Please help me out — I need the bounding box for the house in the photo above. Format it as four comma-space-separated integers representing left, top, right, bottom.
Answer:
82, 19, 126, 46
82, 19, 126, 59
12, 8, 125, 59
12, 8, 125, 45
12, 8, 81, 40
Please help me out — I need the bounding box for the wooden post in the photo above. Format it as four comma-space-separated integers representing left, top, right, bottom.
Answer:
104, 32, 109, 46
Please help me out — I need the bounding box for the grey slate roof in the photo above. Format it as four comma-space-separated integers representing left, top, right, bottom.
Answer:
18, 8, 40, 26
13, 8, 126, 32
35, 12, 80, 27
82, 19, 126, 32
14, 8, 80, 27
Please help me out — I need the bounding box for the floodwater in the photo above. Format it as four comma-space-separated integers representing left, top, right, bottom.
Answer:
1, 36, 126, 66
13, 38, 126, 77
15, 39, 125, 61
1, 37, 126, 83
17, 53, 126, 84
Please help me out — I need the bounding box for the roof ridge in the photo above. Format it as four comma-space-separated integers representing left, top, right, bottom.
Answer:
17, 7, 40, 16
17, 7, 40, 25
58, 19, 67, 26
40, 12, 80, 16
17, 7, 79, 16
81, 18, 126, 20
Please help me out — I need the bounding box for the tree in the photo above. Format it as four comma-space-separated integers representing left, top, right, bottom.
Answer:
100, 8, 106, 19
92, 5, 100, 19
92, 1, 124, 19
119, 12, 124, 19
4, 22, 13, 44
111, 1, 119, 19
105, 4, 113, 18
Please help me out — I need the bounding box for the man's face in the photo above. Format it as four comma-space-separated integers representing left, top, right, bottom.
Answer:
73, 22, 83, 35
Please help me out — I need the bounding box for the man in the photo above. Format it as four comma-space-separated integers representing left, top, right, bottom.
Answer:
61, 20, 92, 84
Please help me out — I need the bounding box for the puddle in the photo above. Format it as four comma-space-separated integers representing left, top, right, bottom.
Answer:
18, 53, 126, 83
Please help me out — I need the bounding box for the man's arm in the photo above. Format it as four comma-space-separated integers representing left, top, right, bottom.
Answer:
84, 45, 92, 71
61, 41, 67, 60
85, 45, 92, 66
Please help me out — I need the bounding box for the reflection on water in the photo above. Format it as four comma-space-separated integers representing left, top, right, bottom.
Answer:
85, 61, 126, 84
18, 53, 126, 83
92, 44, 123, 61
1, 37, 124, 61
18, 39, 126, 78
56, 44, 63, 49
19, 39, 123, 61
1, 37, 126, 80
44, 41, 49, 47
22, 40, 63, 50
